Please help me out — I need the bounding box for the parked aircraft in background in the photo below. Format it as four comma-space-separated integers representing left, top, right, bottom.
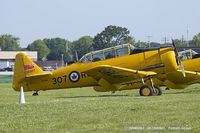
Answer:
12, 42, 200, 97
122, 45, 200, 90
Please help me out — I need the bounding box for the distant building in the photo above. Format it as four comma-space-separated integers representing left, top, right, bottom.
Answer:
0, 51, 37, 69
35, 60, 63, 70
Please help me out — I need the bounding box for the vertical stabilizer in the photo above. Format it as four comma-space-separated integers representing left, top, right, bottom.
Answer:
12, 52, 44, 91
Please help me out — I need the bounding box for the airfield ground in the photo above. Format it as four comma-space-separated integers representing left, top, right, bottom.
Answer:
0, 76, 199, 133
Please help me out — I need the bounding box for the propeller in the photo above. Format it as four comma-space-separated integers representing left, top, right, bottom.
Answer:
172, 40, 186, 77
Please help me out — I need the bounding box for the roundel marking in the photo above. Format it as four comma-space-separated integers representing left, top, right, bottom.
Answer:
69, 71, 80, 82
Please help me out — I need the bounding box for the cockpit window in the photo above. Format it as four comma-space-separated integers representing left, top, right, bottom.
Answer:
116, 47, 129, 56
81, 56, 91, 63
79, 43, 134, 63
179, 49, 198, 60
104, 49, 115, 59
92, 52, 104, 62
80, 54, 92, 63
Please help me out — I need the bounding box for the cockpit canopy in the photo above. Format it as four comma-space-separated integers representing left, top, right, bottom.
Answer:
79, 43, 134, 63
178, 49, 198, 60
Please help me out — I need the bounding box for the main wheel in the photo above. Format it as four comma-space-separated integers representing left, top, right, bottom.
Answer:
153, 86, 162, 96
139, 85, 153, 96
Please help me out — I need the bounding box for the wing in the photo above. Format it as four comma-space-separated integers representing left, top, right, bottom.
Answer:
182, 70, 200, 76
163, 70, 200, 89
178, 70, 200, 83
85, 65, 157, 84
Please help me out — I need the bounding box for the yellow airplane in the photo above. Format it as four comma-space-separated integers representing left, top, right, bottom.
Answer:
162, 51, 200, 89
13, 43, 186, 97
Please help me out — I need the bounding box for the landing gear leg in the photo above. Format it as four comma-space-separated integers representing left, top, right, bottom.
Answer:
139, 78, 162, 96
153, 85, 162, 96
149, 78, 162, 96
139, 78, 153, 96
32, 91, 39, 96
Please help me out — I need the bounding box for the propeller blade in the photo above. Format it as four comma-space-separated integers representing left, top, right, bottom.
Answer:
172, 39, 186, 77
172, 39, 180, 64
179, 62, 186, 77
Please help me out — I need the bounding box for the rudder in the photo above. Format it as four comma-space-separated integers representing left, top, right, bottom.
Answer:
12, 52, 44, 91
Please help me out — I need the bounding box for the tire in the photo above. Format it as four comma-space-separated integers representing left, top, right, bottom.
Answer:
153, 86, 162, 96
139, 85, 154, 96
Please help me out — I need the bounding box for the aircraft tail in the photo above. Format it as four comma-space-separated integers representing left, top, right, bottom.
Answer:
12, 52, 44, 91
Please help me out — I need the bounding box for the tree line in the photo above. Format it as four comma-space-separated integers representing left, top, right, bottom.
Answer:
1, 25, 200, 62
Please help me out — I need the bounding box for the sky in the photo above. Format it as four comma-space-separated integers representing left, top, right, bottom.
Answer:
1, 0, 200, 47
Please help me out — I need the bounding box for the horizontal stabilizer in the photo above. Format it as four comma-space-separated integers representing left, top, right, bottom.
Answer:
25, 72, 52, 78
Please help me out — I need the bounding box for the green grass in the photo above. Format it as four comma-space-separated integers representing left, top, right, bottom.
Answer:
0, 83, 199, 133
0, 75, 13, 83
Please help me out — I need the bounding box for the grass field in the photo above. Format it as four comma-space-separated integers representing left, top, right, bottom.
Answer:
0, 75, 13, 83
0, 83, 199, 133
